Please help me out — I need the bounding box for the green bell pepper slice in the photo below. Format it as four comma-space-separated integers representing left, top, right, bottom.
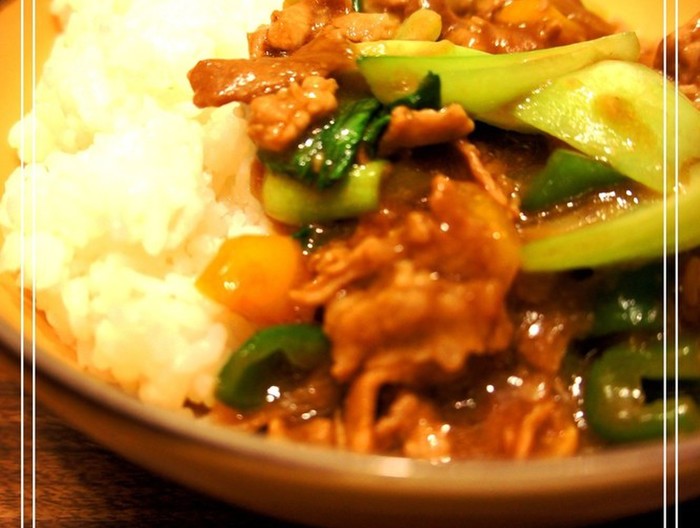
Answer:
585, 338, 700, 443
521, 148, 627, 211
216, 323, 331, 410
590, 263, 663, 336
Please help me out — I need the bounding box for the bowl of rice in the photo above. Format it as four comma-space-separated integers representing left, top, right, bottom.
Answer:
1, 0, 700, 526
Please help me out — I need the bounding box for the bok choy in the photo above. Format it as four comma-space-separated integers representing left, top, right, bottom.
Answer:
521, 163, 700, 271
514, 60, 700, 193
357, 32, 640, 127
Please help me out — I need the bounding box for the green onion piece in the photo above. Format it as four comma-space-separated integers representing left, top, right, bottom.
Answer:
357, 32, 640, 128
216, 323, 331, 410
262, 161, 386, 226
514, 60, 700, 193
521, 148, 627, 211
584, 338, 700, 443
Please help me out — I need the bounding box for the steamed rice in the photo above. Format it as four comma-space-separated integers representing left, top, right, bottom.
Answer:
0, 0, 283, 409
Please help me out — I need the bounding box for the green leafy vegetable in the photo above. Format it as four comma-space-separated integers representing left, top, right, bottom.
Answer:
260, 98, 384, 189
259, 73, 441, 189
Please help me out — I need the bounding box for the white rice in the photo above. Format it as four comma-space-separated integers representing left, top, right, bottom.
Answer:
0, 0, 283, 410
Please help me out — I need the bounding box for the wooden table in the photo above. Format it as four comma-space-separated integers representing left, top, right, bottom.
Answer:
1, 352, 698, 527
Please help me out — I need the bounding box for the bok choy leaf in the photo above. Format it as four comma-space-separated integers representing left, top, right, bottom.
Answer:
259, 73, 441, 189
514, 60, 700, 193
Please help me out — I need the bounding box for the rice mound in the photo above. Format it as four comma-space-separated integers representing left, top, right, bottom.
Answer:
0, 0, 283, 409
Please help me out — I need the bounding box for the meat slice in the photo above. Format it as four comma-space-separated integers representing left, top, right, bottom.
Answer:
266, 0, 353, 53
374, 391, 452, 460
439, 0, 614, 53
378, 104, 475, 156
331, 12, 401, 42
266, 0, 317, 52
294, 175, 521, 386
325, 260, 514, 380
654, 12, 700, 107
188, 29, 354, 107
247, 76, 339, 152
456, 139, 518, 216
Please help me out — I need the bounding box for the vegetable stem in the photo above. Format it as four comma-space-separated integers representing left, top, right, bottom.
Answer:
521, 163, 700, 271
358, 32, 640, 127
262, 161, 387, 225
521, 148, 627, 211
514, 60, 700, 193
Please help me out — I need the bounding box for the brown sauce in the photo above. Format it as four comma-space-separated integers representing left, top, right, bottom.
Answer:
203, 0, 699, 460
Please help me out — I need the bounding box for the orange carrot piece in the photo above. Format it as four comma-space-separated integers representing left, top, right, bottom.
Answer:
196, 234, 311, 324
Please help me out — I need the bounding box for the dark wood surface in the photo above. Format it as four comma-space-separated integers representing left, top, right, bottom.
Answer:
1, 352, 698, 528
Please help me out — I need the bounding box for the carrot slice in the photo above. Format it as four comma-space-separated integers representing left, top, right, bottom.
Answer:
196, 234, 310, 324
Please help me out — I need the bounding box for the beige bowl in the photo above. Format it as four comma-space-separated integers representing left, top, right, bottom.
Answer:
1, 1, 699, 527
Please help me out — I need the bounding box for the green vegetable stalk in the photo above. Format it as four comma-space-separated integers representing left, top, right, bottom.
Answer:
521, 163, 700, 271
357, 32, 640, 127
514, 60, 700, 193
262, 161, 387, 225
354, 39, 488, 59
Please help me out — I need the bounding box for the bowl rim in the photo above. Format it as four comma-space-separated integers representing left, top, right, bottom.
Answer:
3, 318, 699, 498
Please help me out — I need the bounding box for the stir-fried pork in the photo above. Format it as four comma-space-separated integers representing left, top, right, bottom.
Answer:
188, 28, 354, 107
332, 12, 402, 42
654, 12, 700, 107
247, 76, 339, 152
291, 176, 521, 452
264, 0, 352, 54
378, 105, 475, 156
